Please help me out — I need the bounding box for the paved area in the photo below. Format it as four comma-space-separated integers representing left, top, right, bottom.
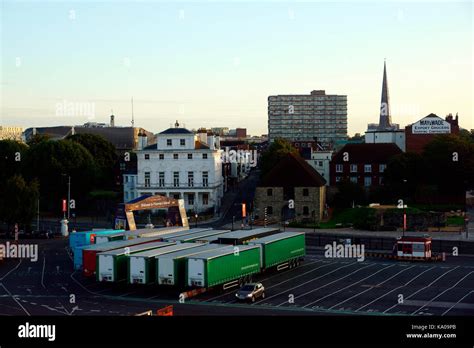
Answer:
0, 238, 473, 316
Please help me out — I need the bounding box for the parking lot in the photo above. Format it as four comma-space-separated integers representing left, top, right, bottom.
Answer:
192, 254, 474, 316
1, 238, 474, 316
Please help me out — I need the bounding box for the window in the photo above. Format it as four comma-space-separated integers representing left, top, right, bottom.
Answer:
173, 172, 179, 187
202, 193, 209, 205
188, 193, 195, 205
364, 176, 372, 187
303, 206, 309, 215
173, 154, 178, 160
167, 139, 172, 146
159, 154, 164, 160
120, 162, 126, 170
202, 172, 209, 187
350, 164, 357, 173
180, 139, 185, 146
159, 172, 165, 187
125, 176, 129, 183
336, 176, 341, 182
188, 172, 194, 187
379, 164, 386, 173
267, 188, 273, 196
144, 154, 150, 160
303, 188, 309, 196
336, 164, 343, 173
318, 161, 323, 167
125, 192, 129, 201
187, 153, 193, 160
266, 206, 273, 215
364, 164, 372, 173
202, 153, 208, 159
144, 172, 150, 188
350, 177, 358, 183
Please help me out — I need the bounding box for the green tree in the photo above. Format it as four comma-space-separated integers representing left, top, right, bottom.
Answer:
67, 133, 118, 188
384, 152, 424, 203
259, 138, 299, 178
423, 134, 474, 193
332, 180, 366, 209
26, 133, 51, 147
23, 139, 97, 211
0, 140, 28, 182
0, 175, 39, 237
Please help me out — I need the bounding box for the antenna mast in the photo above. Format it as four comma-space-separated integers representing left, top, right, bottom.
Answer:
131, 97, 135, 127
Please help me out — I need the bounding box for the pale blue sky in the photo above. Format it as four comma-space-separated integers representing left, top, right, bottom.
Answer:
1, 0, 472, 135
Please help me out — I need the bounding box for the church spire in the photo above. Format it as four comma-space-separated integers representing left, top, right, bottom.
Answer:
379, 60, 392, 129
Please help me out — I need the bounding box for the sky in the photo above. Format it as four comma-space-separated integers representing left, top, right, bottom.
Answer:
1, 0, 473, 136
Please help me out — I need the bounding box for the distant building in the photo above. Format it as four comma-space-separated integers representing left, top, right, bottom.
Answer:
330, 143, 402, 187
365, 61, 405, 151
23, 117, 155, 152
405, 113, 460, 153
268, 90, 347, 147
130, 121, 224, 214
254, 153, 326, 223
0, 126, 23, 141
306, 150, 333, 186
211, 127, 229, 136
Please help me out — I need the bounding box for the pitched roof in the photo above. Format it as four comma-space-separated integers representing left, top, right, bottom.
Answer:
260, 153, 326, 187
332, 143, 402, 163
159, 128, 193, 135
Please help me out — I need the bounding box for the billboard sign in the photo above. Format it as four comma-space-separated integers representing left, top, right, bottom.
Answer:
412, 116, 451, 134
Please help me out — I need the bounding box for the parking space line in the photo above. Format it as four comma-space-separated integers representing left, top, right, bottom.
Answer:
0, 259, 22, 281
328, 265, 417, 310
259, 261, 363, 305
355, 266, 436, 312
442, 290, 474, 316
204, 260, 325, 302
0, 283, 30, 316
383, 266, 460, 314
302, 264, 396, 308
411, 271, 474, 315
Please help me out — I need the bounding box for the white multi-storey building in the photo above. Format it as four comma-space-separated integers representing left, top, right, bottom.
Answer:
125, 122, 224, 214
306, 150, 332, 186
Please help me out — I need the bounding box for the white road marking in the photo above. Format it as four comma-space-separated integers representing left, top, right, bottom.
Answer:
327, 265, 417, 310
0, 283, 30, 316
411, 271, 474, 315
261, 261, 363, 305
41, 257, 46, 289
383, 266, 460, 314
302, 264, 396, 308
355, 266, 436, 312
442, 290, 474, 316
0, 259, 22, 281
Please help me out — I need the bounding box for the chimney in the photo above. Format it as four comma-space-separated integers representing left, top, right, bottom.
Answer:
110, 114, 115, 127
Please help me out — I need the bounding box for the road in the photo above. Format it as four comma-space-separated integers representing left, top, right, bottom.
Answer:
1, 237, 473, 316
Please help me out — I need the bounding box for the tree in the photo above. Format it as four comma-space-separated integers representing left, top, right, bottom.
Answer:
67, 133, 118, 188
423, 134, 474, 194
259, 138, 299, 178
384, 152, 424, 203
0, 175, 39, 237
0, 140, 28, 183
332, 180, 366, 209
23, 139, 97, 211
26, 133, 51, 147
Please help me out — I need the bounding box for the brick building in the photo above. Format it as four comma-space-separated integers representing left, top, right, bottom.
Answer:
330, 143, 402, 187
405, 113, 459, 153
254, 153, 326, 223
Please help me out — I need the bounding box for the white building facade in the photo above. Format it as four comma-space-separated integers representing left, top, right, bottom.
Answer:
306, 150, 332, 186
127, 123, 224, 214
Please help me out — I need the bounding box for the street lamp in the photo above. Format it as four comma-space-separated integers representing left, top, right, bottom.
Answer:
62, 174, 71, 220
402, 179, 407, 237
194, 213, 198, 228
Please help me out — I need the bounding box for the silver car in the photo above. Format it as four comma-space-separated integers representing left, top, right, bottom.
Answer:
235, 283, 265, 302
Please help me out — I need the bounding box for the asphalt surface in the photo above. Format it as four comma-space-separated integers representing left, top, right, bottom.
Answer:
0, 238, 473, 316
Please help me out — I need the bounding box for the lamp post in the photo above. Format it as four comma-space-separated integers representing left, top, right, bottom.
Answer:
402, 179, 407, 237
194, 213, 198, 228
232, 215, 235, 231
62, 174, 71, 220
